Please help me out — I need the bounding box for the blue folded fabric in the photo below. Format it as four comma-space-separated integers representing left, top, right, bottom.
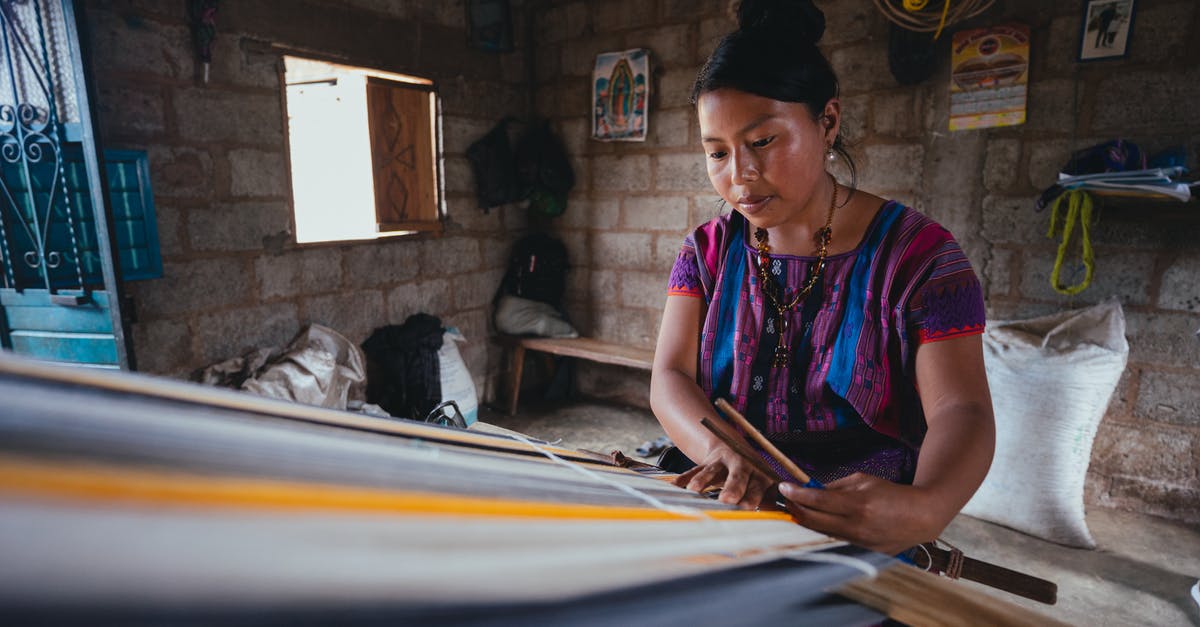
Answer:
636, 435, 673, 457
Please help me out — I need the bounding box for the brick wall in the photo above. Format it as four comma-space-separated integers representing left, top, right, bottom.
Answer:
532, 0, 1199, 523
87, 0, 530, 400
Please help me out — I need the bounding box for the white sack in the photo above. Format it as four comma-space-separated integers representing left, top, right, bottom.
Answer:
494, 294, 578, 338
438, 328, 478, 426
962, 299, 1128, 548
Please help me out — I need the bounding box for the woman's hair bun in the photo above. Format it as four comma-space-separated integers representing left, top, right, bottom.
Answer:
734, 0, 826, 44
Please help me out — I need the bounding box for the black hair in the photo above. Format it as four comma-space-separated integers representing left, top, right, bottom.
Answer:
692, 0, 857, 185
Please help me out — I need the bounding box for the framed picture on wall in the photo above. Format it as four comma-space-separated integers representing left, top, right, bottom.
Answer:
592, 49, 650, 142
1078, 0, 1136, 61
467, 0, 513, 52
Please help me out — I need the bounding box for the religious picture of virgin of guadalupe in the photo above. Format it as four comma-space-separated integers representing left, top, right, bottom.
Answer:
592, 48, 649, 142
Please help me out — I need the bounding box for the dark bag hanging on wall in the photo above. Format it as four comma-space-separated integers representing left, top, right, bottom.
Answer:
466, 117, 522, 212
515, 120, 575, 218
498, 233, 569, 308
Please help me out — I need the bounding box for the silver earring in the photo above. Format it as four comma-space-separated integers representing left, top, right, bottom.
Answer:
826, 148, 836, 162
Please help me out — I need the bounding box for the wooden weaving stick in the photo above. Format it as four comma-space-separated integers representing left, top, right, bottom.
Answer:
698, 417, 781, 481
839, 564, 1070, 627
715, 398, 820, 487
698, 417, 807, 519
711, 400, 1058, 606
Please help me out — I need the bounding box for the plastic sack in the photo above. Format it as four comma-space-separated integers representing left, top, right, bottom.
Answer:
438, 328, 478, 426
962, 299, 1128, 548
198, 324, 367, 411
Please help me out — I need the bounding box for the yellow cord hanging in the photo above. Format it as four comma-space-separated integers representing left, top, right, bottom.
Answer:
878, 0, 991, 40
904, 0, 953, 40
933, 0, 950, 39
1047, 190, 1095, 296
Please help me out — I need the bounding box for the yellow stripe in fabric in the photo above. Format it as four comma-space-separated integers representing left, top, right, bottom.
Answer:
0, 456, 795, 523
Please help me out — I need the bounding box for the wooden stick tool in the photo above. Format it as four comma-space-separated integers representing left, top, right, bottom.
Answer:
697, 417, 780, 481
714, 398, 823, 488
709, 401, 1056, 605
697, 416, 806, 518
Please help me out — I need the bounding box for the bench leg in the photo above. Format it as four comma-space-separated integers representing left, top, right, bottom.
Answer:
507, 344, 526, 416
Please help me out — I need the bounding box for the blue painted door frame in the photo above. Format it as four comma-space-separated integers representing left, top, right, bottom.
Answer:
0, 0, 134, 369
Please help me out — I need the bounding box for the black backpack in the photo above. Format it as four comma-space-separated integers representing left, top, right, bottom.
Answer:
498, 233, 569, 308
361, 314, 444, 420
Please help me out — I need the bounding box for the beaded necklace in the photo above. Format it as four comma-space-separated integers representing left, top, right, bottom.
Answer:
752, 176, 838, 368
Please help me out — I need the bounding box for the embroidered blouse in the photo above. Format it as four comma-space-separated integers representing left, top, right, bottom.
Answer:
666, 201, 985, 484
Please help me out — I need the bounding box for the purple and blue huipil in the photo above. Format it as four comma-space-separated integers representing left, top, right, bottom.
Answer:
667, 202, 986, 486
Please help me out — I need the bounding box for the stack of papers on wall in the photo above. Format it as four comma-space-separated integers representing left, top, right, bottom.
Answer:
1057, 167, 1194, 202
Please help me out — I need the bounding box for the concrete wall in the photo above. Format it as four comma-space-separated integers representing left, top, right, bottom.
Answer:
87, 0, 530, 400
81, 0, 1197, 523
531, 0, 1199, 523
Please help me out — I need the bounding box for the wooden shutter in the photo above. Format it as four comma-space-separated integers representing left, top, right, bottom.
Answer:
365, 78, 440, 233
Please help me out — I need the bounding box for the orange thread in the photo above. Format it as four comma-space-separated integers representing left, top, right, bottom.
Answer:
0, 455, 793, 523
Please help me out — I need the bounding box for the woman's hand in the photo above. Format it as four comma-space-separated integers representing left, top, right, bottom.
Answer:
777, 335, 995, 555
672, 444, 777, 510
778, 473, 949, 555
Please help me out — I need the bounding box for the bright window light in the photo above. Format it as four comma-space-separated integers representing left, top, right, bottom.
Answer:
283, 56, 439, 243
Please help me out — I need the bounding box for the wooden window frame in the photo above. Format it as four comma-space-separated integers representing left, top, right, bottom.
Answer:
278, 54, 445, 244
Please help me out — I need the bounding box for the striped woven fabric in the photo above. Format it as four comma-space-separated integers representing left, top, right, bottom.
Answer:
0, 355, 1058, 626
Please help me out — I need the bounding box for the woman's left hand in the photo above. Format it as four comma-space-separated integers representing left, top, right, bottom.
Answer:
778, 473, 949, 555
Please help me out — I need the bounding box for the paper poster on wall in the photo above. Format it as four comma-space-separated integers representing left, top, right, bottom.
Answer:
592, 48, 649, 142
1078, 0, 1136, 61
949, 24, 1029, 131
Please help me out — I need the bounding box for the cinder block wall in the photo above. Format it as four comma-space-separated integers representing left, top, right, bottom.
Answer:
532, 0, 1199, 523
86, 0, 530, 401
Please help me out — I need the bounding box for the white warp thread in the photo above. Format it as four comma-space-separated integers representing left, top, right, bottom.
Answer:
510, 432, 884, 584
508, 432, 710, 520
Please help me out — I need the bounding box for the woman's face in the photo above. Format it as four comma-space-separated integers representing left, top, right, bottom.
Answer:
697, 89, 839, 230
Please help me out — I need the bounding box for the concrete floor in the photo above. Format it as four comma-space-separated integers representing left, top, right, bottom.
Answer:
481, 398, 669, 460
482, 399, 1200, 627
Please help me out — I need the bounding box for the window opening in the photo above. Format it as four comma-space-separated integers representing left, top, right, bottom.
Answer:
282, 56, 442, 243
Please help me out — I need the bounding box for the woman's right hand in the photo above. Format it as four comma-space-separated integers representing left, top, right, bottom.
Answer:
653, 295, 777, 510
672, 443, 777, 510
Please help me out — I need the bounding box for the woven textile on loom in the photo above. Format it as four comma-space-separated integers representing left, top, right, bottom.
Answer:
0, 355, 1060, 625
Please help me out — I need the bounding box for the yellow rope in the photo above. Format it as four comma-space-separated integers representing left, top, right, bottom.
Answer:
934, 0, 950, 39
876, 0, 992, 37
1047, 190, 1095, 296
905, 0, 952, 39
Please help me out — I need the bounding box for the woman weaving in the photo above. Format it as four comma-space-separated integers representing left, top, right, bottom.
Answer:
650, 0, 996, 555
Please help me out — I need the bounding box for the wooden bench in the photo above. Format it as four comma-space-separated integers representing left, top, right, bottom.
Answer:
501, 336, 655, 415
